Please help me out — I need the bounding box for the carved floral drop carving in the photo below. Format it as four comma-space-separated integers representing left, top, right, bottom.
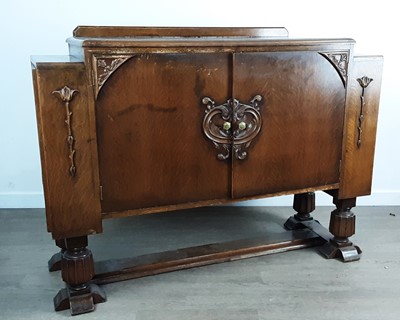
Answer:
52, 86, 79, 177
356, 76, 373, 148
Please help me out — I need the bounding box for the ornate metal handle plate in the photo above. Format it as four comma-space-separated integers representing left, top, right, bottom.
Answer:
201, 95, 263, 160
231, 95, 262, 160
356, 76, 373, 148
202, 97, 232, 160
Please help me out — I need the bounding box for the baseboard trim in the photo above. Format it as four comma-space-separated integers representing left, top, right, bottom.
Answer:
0, 191, 399, 209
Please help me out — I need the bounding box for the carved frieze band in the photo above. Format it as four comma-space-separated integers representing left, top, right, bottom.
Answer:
319, 51, 349, 87
93, 55, 132, 97
356, 76, 373, 148
52, 86, 79, 177
201, 95, 263, 160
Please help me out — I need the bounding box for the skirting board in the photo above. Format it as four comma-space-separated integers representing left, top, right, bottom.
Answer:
0, 191, 399, 208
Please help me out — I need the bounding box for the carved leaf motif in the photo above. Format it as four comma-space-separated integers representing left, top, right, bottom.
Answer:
98, 60, 107, 68
52, 86, 79, 102
319, 51, 349, 86
357, 76, 373, 88
93, 56, 132, 98
97, 57, 129, 88
356, 75, 373, 148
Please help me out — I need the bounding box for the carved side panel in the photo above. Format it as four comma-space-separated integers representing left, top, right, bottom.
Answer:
319, 51, 349, 87
32, 60, 102, 239
339, 56, 383, 199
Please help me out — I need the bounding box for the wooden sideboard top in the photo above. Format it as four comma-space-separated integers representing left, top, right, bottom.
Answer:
73, 26, 290, 38
68, 26, 355, 48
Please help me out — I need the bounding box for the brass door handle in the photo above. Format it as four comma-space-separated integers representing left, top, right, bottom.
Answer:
238, 122, 246, 130
223, 121, 231, 131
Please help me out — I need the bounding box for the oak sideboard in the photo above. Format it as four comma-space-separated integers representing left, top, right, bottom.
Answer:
31, 26, 383, 315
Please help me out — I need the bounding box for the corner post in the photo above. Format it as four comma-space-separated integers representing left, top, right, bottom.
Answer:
53, 236, 106, 315
319, 194, 361, 262
284, 192, 315, 230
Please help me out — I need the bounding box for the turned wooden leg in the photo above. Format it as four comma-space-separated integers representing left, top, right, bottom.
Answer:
284, 192, 315, 230
48, 239, 66, 272
54, 236, 106, 315
319, 196, 362, 262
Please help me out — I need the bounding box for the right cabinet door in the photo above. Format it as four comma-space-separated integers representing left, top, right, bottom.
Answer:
232, 51, 346, 198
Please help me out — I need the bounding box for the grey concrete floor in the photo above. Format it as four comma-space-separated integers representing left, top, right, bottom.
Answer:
0, 205, 399, 320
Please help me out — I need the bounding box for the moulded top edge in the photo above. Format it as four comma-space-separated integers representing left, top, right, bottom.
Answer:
30, 55, 83, 67
66, 36, 356, 48
73, 26, 290, 39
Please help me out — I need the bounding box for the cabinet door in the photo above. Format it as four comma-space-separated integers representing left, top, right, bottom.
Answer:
97, 53, 231, 212
232, 51, 346, 198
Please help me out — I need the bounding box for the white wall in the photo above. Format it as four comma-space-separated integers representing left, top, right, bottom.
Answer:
0, 0, 398, 208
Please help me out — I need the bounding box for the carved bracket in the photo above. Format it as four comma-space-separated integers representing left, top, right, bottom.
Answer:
93, 55, 132, 98
202, 95, 263, 160
319, 51, 349, 87
52, 86, 79, 177
356, 76, 373, 148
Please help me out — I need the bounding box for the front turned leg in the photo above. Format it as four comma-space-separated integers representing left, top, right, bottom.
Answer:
284, 192, 315, 230
53, 236, 106, 315
319, 197, 361, 262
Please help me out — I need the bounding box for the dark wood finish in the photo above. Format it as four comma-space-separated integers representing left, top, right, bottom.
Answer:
92, 226, 325, 285
101, 184, 339, 220
31, 27, 383, 314
293, 192, 316, 220
284, 192, 315, 230
32, 59, 102, 239
329, 198, 356, 239
339, 56, 384, 199
319, 191, 361, 262
96, 53, 231, 212
54, 236, 106, 315
231, 51, 346, 198
73, 26, 289, 38
54, 283, 106, 315
61, 237, 94, 285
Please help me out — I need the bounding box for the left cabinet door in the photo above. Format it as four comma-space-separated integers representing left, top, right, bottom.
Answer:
96, 53, 231, 212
